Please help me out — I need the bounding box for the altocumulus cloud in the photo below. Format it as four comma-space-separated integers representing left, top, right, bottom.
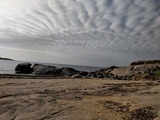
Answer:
0, 0, 160, 66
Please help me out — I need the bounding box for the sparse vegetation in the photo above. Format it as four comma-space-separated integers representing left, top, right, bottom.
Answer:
155, 71, 160, 77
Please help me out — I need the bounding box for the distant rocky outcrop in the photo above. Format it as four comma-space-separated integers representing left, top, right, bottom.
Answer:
15, 63, 32, 74
0, 57, 14, 61
131, 60, 160, 65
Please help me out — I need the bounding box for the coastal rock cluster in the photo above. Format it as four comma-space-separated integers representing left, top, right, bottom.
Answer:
131, 60, 160, 65
15, 63, 79, 77
15, 60, 160, 80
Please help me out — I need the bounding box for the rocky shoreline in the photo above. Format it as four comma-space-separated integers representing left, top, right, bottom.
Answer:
13, 60, 160, 80
0, 60, 160, 120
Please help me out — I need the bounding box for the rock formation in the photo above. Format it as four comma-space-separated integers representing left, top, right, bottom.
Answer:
32, 64, 79, 77
32, 64, 57, 75
15, 60, 160, 80
131, 60, 160, 65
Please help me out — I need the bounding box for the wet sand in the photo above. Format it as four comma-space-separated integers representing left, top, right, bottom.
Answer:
0, 78, 160, 120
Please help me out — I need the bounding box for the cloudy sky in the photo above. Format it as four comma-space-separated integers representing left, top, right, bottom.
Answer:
0, 0, 160, 67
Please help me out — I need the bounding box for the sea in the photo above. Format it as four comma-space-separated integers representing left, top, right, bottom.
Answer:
0, 60, 103, 74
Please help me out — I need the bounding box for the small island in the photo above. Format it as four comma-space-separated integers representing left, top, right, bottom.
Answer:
0, 57, 14, 61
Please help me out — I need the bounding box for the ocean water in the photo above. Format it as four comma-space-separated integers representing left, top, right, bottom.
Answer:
0, 60, 103, 74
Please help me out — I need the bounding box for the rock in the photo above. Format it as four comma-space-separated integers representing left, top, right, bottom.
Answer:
15, 63, 32, 74
52, 68, 62, 76
104, 69, 113, 74
32, 64, 80, 76
109, 67, 134, 79
131, 60, 160, 65
96, 72, 104, 78
61, 67, 79, 76
97, 68, 110, 72
109, 65, 119, 69
32, 64, 57, 75
87, 72, 97, 78
133, 66, 150, 74
107, 73, 115, 79
79, 71, 88, 76
132, 73, 154, 81
150, 65, 160, 72
71, 74, 82, 79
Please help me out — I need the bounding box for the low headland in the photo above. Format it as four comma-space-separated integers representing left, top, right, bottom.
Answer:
0, 57, 14, 61
0, 60, 160, 120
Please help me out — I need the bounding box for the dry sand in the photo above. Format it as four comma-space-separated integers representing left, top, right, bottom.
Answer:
0, 78, 160, 120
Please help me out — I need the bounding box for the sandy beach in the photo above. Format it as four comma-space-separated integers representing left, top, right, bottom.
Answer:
0, 77, 160, 120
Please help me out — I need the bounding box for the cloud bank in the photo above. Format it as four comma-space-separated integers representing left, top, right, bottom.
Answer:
0, 0, 160, 66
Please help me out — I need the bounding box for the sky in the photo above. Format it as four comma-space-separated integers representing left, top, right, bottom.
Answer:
0, 0, 160, 67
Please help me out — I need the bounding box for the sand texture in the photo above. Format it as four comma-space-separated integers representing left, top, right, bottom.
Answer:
0, 78, 160, 120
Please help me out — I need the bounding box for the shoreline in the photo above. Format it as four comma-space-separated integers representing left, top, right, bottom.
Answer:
0, 74, 73, 79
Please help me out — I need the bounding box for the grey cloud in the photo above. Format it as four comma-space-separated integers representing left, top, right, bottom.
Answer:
0, 0, 160, 66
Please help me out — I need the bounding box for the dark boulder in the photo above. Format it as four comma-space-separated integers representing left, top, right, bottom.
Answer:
87, 72, 97, 78
52, 68, 62, 76
107, 73, 115, 79
15, 63, 32, 74
79, 71, 88, 76
109, 65, 119, 69
96, 72, 104, 78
